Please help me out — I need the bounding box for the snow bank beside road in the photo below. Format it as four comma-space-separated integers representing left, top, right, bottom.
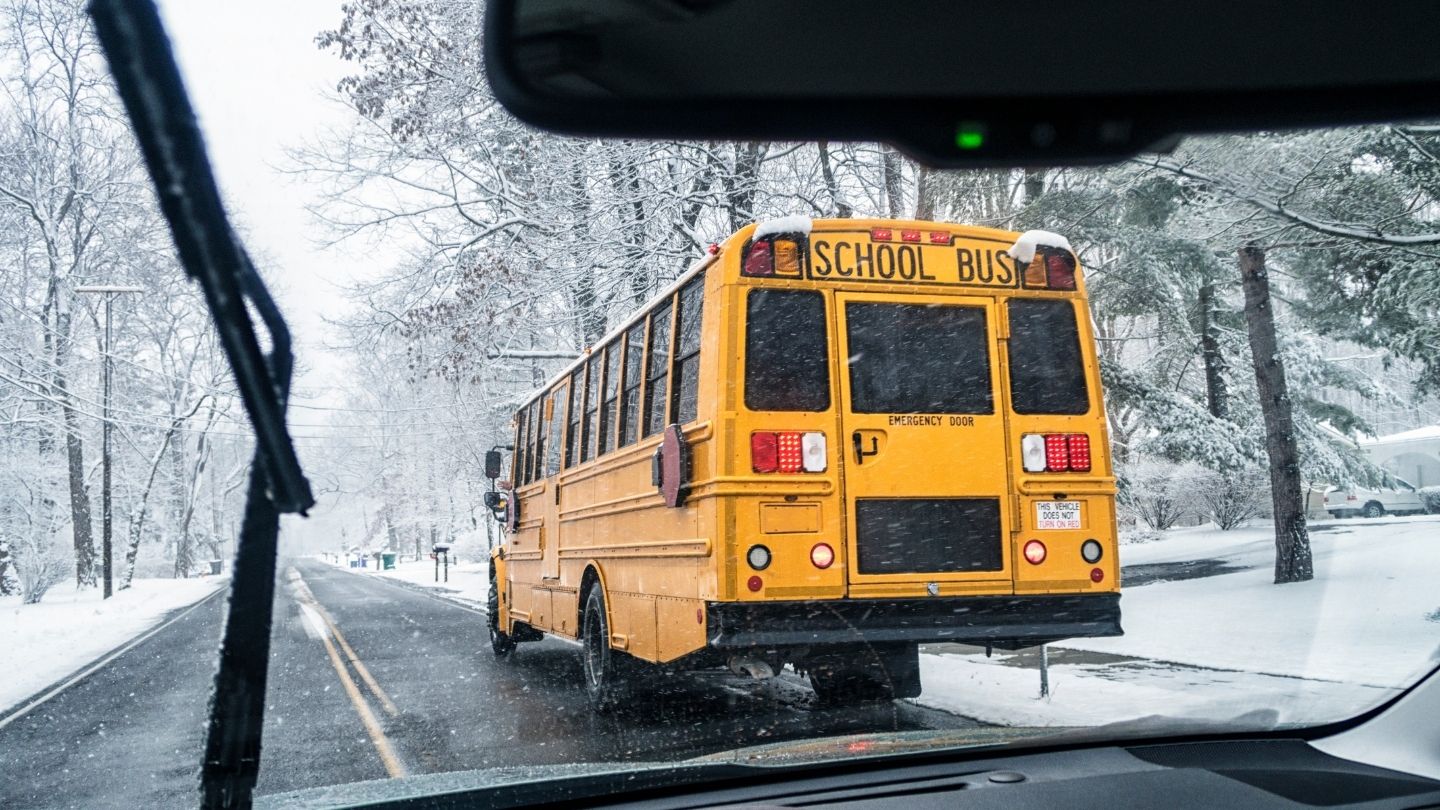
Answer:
329, 556, 490, 611
1068, 516, 1440, 683
0, 576, 226, 714
916, 516, 1440, 728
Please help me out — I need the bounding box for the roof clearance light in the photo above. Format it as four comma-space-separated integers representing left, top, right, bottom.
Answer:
742, 239, 775, 277
929, 231, 953, 245
871, 228, 893, 241
900, 229, 922, 242
1020, 434, 1047, 472
1023, 539, 1047, 565
810, 543, 835, 569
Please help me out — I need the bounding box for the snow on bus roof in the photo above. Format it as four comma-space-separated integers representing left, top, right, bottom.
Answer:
1005, 229, 1074, 263
752, 215, 813, 238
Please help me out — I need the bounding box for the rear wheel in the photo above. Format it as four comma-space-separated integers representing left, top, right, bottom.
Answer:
488, 573, 515, 658
1362, 501, 1385, 519
581, 586, 629, 711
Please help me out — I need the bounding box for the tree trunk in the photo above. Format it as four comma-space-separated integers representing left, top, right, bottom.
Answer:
60, 392, 96, 586
1022, 169, 1046, 207
122, 420, 182, 589
913, 166, 935, 220
1198, 282, 1229, 419
816, 142, 852, 218
0, 541, 14, 596
880, 146, 905, 218
1238, 244, 1312, 584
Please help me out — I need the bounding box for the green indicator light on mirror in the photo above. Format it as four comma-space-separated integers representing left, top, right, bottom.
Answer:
955, 123, 986, 150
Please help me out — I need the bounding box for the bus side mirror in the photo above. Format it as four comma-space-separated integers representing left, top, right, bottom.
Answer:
484, 450, 503, 479
483, 490, 508, 520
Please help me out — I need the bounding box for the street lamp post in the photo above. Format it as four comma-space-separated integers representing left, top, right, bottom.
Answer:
75, 284, 144, 599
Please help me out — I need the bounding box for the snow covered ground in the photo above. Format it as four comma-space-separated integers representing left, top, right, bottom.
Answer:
915, 515, 1440, 728
0, 576, 227, 714
327, 555, 491, 611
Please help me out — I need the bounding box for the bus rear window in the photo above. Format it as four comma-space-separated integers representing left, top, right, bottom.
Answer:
745, 290, 830, 412
1007, 298, 1090, 415
845, 302, 992, 414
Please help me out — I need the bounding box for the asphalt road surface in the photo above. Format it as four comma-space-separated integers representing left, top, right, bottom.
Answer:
0, 558, 986, 809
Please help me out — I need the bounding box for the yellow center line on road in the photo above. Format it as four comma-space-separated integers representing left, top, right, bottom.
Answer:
311, 610, 409, 779
314, 604, 401, 717
288, 568, 400, 715
288, 567, 408, 779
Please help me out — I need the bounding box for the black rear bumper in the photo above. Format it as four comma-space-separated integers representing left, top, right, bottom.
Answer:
706, 593, 1121, 651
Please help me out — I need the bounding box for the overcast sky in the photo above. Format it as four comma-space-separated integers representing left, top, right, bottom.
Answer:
153, 0, 358, 405
152, 0, 376, 543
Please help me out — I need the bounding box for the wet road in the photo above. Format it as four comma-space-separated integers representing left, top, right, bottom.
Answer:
0, 558, 983, 809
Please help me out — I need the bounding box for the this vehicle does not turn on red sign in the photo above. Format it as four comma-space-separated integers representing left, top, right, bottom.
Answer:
1035, 500, 1082, 530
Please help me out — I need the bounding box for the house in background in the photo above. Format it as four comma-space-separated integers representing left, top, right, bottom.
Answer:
1364, 425, 1440, 488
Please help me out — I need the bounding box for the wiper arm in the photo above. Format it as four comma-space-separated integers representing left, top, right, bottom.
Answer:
88, 1, 316, 807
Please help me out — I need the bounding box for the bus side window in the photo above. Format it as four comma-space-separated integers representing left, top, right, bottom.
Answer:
671, 275, 704, 425
547, 385, 567, 477
601, 340, 621, 454
643, 301, 674, 437
581, 352, 602, 463
1007, 299, 1090, 415
619, 322, 645, 447
528, 399, 544, 483
514, 409, 528, 487
565, 368, 583, 469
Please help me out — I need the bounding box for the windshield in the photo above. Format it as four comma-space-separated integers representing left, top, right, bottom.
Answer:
2, 1, 1440, 808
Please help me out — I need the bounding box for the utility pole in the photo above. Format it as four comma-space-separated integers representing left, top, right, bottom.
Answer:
76, 284, 144, 599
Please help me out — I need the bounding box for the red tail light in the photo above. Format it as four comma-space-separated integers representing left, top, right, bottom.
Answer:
751, 432, 778, 472
1067, 434, 1091, 472
751, 431, 827, 473
1043, 434, 1070, 472
1023, 539, 1047, 565
1022, 433, 1093, 473
743, 239, 774, 276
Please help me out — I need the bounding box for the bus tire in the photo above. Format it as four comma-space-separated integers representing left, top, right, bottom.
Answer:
488, 573, 515, 658
581, 586, 628, 712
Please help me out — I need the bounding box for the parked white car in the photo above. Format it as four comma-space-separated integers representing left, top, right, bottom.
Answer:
1324, 478, 1426, 518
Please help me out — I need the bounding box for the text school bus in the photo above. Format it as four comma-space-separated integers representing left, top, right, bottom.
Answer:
484, 217, 1122, 709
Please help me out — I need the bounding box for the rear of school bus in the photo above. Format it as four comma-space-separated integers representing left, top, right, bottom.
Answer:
704, 217, 1122, 700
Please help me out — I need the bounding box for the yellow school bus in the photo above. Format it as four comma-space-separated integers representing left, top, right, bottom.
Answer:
487, 217, 1121, 709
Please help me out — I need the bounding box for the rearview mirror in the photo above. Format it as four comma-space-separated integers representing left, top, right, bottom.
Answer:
482, 490, 508, 520
484, 449, 503, 479
485, 0, 1440, 166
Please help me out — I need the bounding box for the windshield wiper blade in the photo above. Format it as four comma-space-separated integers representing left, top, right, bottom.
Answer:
88, 1, 315, 807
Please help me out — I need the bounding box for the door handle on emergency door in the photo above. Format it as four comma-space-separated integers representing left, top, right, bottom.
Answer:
853, 431, 879, 464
